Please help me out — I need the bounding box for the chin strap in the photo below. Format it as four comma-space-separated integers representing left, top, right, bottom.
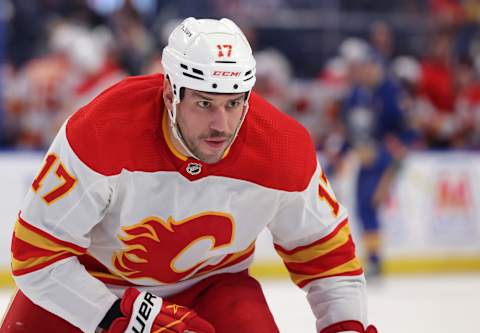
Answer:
229, 91, 251, 147
320, 320, 377, 333
168, 95, 200, 160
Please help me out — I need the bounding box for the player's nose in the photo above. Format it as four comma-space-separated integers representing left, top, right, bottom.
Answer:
209, 107, 229, 132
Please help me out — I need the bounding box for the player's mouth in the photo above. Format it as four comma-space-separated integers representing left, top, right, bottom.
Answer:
204, 138, 228, 149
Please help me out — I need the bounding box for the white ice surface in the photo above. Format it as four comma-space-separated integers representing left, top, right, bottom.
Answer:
1, 274, 479, 332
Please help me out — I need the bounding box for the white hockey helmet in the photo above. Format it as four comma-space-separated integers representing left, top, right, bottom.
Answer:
162, 17, 256, 117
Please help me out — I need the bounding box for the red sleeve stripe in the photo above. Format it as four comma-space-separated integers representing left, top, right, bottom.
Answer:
11, 235, 75, 261
294, 264, 364, 288
11, 237, 66, 261
282, 235, 358, 276
17, 216, 86, 253
274, 219, 351, 263
12, 252, 75, 276
11, 217, 87, 276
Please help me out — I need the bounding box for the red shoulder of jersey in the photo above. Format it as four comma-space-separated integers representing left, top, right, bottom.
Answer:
66, 74, 174, 176
216, 92, 317, 192
66, 78, 317, 191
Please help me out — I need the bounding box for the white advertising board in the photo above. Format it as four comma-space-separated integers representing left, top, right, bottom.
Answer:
380, 152, 480, 257
0, 152, 43, 269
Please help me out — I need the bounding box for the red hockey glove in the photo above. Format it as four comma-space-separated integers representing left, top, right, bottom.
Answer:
320, 320, 378, 333
104, 287, 215, 333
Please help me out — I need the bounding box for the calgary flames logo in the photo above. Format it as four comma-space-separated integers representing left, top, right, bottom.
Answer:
113, 212, 234, 283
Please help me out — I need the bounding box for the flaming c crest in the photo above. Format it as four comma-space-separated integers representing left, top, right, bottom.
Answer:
113, 212, 234, 283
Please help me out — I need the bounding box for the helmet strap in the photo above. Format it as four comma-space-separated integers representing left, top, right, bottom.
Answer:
225, 90, 251, 152
168, 97, 202, 160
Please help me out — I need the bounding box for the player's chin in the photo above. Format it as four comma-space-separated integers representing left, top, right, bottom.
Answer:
198, 147, 224, 164
200, 151, 223, 164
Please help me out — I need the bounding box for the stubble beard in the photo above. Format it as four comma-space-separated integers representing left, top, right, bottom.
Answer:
176, 111, 245, 163
188, 132, 233, 164
177, 124, 232, 163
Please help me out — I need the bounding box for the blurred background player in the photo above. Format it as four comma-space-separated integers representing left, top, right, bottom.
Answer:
337, 38, 410, 278
1, 17, 376, 333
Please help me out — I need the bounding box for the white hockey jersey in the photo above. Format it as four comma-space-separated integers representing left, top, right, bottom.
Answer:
11, 74, 367, 333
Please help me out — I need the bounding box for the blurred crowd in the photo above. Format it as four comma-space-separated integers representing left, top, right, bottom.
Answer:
0, 0, 479, 154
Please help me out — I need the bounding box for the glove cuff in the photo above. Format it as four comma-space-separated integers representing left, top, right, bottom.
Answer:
320, 320, 377, 333
124, 290, 163, 333
98, 299, 122, 330
102, 288, 164, 333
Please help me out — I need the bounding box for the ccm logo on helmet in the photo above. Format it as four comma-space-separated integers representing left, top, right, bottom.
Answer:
213, 71, 241, 77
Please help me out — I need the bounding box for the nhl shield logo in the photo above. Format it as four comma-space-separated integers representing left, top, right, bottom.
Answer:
186, 162, 202, 175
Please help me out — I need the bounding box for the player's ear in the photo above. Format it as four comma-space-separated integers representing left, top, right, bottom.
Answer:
163, 77, 174, 111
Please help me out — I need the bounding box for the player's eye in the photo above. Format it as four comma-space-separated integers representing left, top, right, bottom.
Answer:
196, 100, 211, 108
227, 99, 242, 108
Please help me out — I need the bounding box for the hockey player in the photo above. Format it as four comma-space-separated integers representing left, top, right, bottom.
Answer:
1, 18, 377, 333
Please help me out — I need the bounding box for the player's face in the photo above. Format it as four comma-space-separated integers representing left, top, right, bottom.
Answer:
176, 88, 246, 163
